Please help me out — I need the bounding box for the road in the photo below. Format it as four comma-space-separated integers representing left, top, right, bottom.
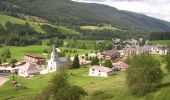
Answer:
0, 72, 10, 86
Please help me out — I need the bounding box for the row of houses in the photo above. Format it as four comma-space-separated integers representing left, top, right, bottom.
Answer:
124, 45, 168, 56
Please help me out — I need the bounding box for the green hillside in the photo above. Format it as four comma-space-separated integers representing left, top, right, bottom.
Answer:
1, 0, 170, 33
0, 14, 45, 33
150, 40, 170, 45
1, 61, 170, 100
0, 14, 80, 35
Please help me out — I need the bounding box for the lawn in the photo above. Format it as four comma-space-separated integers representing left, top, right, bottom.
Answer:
0, 45, 93, 61
150, 40, 170, 45
0, 45, 49, 61
1, 64, 170, 100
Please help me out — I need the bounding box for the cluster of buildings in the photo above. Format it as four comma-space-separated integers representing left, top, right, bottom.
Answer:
3, 45, 71, 77
1, 39, 169, 78
112, 38, 145, 49
124, 45, 168, 56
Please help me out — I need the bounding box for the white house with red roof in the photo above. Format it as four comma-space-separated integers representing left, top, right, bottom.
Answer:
18, 62, 41, 77
112, 61, 129, 71
89, 65, 113, 77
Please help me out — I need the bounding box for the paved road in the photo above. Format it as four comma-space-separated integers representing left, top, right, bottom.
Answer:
0, 72, 11, 77
0, 77, 9, 86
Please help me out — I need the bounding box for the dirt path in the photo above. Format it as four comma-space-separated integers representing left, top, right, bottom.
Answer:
0, 77, 9, 86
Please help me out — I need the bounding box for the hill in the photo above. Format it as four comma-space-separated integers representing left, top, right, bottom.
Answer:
0, 14, 45, 33
1, 63, 170, 100
1, 0, 170, 33
0, 14, 79, 35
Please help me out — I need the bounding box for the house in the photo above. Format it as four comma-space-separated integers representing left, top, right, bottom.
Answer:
112, 38, 122, 49
113, 61, 129, 71
101, 50, 120, 60
24, 54, 46, 65
46, 45, 71, 73
18, 62, 41, 77
89, 65, 113, 77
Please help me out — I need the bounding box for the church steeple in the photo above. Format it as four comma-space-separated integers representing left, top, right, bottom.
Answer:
51, 44, 58, 59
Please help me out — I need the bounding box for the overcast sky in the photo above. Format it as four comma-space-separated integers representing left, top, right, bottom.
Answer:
72, 0, 170, 22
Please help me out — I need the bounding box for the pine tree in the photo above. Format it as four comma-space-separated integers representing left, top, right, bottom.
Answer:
72, 54, 80, 69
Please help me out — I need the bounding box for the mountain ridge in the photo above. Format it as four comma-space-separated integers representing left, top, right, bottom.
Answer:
0, 0, 170, 33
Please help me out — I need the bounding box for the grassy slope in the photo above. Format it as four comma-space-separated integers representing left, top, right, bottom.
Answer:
0, 14, 80, 35
80, 25, 123, 31
0, 14, 45, 33
150, 40, 170, 45
1, 64, 170, 100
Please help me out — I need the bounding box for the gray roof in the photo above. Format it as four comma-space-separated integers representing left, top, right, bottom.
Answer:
55, 57, 68, 63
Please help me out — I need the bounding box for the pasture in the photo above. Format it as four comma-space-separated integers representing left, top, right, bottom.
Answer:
150, 40, 170, 45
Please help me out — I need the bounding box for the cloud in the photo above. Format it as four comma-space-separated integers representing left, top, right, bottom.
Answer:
72, 0, 170, 22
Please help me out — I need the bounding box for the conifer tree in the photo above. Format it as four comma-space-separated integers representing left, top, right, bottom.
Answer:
72, 54, 80, 69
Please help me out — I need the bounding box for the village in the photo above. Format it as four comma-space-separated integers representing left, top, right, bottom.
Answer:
0, 38, 169, 88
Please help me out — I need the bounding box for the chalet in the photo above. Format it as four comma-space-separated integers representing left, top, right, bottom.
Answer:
24, 54, 46, 65
89, 65, 113, 77
101, 50, 120, 60
18, 62, 41, 77
113, 61, 129, 71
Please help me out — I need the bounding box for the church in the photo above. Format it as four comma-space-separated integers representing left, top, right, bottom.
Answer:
47, 45, 71, 73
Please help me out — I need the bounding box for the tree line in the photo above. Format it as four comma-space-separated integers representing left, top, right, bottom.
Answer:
150, 32, 170, 40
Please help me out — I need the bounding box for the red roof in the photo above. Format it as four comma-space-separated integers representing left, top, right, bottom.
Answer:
19, 62, 41, 74
113, 61, 129, 68
101, 50, 120, 57
25, 54, 45, 59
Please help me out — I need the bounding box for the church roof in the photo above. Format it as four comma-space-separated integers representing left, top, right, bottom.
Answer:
55, 57, 68, 63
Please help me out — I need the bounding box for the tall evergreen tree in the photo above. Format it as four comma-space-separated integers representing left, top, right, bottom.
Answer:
72, 54, 80, 69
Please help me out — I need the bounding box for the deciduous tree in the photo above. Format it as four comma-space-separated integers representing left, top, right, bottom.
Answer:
126, 53, 163, 95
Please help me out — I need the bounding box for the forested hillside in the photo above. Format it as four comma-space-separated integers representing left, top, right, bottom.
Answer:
0, 0, 170, 33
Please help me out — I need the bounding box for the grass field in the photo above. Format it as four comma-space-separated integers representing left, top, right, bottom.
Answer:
150, 40, 170, 45
1, 63, 170, 100
0, 45, 93, 61
80, 25, 122, 31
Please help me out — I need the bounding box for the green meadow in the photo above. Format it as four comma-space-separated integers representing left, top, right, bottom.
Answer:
1, 63, 170, 100
0, 45, 93, 61
80, 25, 122, 31
150, 40, 170, 45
